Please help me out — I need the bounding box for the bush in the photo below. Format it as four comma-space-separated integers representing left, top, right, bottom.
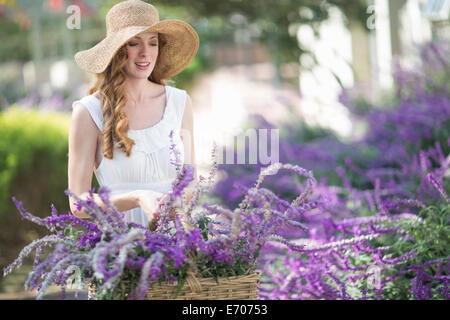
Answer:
0, 106, 75, 289
376, 201, 449, 299
211, 41, 450, 300
213, 41, 450, 209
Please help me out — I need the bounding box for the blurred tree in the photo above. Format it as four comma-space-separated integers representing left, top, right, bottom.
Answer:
0, 0, 98, 62
0, 15, 31, 61
1, 0, 370, 89
152, 0, 369, 86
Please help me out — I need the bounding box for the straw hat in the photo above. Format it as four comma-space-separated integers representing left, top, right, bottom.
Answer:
74, 0, 199, 79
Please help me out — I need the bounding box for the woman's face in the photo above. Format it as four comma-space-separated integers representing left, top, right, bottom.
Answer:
123, 31, 159, 79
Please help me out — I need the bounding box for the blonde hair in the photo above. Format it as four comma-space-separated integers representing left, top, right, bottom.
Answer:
88, 34, 167, 160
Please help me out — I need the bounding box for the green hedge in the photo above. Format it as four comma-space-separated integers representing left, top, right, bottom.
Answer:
0, 106, 75, 287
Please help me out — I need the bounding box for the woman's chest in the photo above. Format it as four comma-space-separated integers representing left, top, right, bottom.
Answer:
94, 132, 185, 184
124, 95, 166, 130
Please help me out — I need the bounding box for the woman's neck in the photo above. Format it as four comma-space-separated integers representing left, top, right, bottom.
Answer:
124, 78, 161, 103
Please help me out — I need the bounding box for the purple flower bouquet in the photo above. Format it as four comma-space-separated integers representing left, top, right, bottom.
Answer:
3, 141, 318, 300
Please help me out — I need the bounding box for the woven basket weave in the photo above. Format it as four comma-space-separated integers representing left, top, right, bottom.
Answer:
88, 272, 260, 300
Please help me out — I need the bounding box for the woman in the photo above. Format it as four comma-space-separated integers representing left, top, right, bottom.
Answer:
68, 0, 199, 228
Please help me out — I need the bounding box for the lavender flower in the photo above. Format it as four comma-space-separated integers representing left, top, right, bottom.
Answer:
427, 173, 449, 203
3, 235, 75, 277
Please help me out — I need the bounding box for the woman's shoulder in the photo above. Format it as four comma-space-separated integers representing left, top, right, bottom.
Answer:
72, 91, 101, 108
70, 101, 99, 132
72, 92, 103, 132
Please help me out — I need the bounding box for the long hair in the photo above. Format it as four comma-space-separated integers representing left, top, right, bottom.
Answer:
88, 34, 167, 160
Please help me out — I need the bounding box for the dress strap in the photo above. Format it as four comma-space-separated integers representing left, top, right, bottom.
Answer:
168, 86, 187, 131
72, 94, 104, 132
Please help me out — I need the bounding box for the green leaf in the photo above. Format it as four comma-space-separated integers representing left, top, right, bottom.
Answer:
175, 274, 186, 298
63, 227, 71, 238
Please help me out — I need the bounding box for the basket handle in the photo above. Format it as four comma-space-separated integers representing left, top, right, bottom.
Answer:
186, 268, 202, 293
182, 214, 203, 293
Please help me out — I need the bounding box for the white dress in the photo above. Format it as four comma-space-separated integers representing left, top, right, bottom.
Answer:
72, 85, 186, 227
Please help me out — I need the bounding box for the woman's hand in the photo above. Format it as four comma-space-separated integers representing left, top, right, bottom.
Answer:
135, 190, 167, 225
134, 190, 186, 231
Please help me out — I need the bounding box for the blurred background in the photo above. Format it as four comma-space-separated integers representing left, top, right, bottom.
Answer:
0, 0, 449, 299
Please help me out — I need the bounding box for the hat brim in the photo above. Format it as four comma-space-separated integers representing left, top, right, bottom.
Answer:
74, 19, 199, 78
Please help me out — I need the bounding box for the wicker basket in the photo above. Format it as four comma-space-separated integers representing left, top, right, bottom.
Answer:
89, 211, 260, 300
88, 271, 260, 300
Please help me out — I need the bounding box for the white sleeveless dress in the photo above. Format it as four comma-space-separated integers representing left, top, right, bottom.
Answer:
72, 85, 186, 227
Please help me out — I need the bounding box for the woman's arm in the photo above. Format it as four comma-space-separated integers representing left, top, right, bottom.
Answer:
68, 102, 144, 218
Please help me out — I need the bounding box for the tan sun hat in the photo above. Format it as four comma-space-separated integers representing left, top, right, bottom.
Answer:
74, 0, 199, 79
